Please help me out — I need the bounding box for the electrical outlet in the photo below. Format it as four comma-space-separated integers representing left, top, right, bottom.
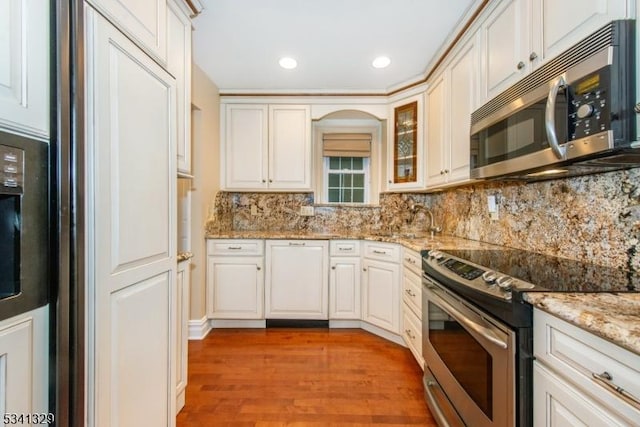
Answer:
300, 206, 314, 216
251, 205, 259, 216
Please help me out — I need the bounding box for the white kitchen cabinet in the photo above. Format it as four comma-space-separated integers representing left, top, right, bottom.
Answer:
479, 0, 630, 103
223, 104, 311, 191
175, 259, 190, 413
206, 239, 264, 319
0, 0, 49, 139
0, 306, 49, 422
329, 241, 361, 320
533, 309, 640, 426
426, 34, 477, 188
402, 247, 423, 368
362, 242, 401, 334
85, 8, 177, 426
265, 240, 328, 319
86, 0, 167, 64
168, 0, 193, 176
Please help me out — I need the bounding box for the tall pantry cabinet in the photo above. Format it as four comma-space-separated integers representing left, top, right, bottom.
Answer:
83, 0, 195, 425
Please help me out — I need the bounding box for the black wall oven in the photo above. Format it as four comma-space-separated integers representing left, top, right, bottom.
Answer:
0, 131, 49, 321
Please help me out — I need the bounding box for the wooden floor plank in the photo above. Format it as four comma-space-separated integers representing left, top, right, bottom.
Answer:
177, 328, 436, 426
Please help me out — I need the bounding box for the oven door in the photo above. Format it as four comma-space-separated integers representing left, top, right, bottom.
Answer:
422, 274, 515, 427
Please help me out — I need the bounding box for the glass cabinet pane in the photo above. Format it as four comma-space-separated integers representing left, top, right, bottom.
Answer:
393, 101, 418, 184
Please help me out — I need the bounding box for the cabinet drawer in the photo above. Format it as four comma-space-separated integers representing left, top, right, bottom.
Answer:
363, 242, 400, 262
402, 305, 423, 369
207, 239, 264, 256
402, 268, 422, 318
403, 248, 421, 274
330, 240, 360, 256
534, 309, 640, 422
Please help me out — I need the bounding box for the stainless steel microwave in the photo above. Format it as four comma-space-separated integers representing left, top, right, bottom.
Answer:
470, 20, 638, 180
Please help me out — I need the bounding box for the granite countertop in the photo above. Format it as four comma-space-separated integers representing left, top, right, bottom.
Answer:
206, 230, 640, 356
524, 292, 640, 356
177, 251, 193, 262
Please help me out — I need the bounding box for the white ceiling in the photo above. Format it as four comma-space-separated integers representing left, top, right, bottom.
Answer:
191, 0, 477, 94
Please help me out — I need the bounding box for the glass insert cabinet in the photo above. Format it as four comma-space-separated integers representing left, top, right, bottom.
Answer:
393, 101, 418, 184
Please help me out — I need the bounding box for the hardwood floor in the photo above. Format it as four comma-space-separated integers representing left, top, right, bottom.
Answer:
177, 328, 437, 426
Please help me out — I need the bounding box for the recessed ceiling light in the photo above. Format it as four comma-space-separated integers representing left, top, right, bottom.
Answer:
372, 56, 391, 69
279, 57, 297, 69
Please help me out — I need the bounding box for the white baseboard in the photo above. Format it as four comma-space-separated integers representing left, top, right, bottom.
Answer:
188, 316, 211, 340
210, 319, 266, 328
329, 319, 361, 328
360, 322, 405, 346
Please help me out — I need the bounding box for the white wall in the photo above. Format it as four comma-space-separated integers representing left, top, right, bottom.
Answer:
189, 64, 220, 321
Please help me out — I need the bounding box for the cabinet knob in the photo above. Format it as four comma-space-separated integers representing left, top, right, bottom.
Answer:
440, 170, 445, 175
262, 179, 266, 183
363, 268, 367, 272
269, 179, 273, 183
529, 52, 538, 61
388, 180, 392, 184
331, 266, 336, 270
444, 169, 449, 174
257, 266, 261, 271
517, 61, 525, 70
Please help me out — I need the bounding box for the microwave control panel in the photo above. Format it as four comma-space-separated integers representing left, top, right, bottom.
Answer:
569, 68, 611, 140
0, 144, 24, 193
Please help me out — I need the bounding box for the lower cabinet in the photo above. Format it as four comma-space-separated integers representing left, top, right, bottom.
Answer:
0, 306, 49, 420
329, 240, 361, 319
206, 239, 264, 319
533, 309, 640, 426
361, 242, 401, 334
175, 260, 190, 413
265, 240, 329, 319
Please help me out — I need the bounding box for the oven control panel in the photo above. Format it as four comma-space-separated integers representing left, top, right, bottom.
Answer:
424, 250, 535, 301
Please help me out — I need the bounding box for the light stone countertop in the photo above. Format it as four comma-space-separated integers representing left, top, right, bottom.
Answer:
206, 231, 640, 355
524, 292, 640, 356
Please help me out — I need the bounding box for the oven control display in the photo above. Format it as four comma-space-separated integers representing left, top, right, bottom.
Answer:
443, 258, 484, 281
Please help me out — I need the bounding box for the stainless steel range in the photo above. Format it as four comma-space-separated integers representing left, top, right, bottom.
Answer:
421, 248, 639, 427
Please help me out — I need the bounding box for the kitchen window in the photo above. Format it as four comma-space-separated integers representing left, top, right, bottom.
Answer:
325, 156, 369, 203
321, 133, 372, 204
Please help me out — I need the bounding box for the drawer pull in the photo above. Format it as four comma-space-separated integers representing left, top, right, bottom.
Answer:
289, 242, 306, 246
372, 250, 387, 255
592, 371, 640, 410
227, 246, 242, 250
338, 247, 352, 251
405, 289, 416, 297
405, 329, 415, 340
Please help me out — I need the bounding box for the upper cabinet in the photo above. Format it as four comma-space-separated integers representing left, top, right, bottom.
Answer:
167, 0, 193, 176
426, 33, 479, 188
222, 104, 312, 191
480, 0, 631, 104
0, 0, 49, 140
387, 94, 425, 191
86, 0, 168, 64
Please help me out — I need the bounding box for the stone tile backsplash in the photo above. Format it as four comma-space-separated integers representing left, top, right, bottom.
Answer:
206, 168, 640, 271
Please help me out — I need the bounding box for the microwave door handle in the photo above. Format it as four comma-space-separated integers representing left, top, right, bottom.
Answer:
545, 76, 567, 159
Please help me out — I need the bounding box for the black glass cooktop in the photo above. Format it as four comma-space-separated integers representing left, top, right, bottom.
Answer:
440, 248, 640, 293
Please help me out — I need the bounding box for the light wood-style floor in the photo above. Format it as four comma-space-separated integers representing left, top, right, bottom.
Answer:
176, 328, 437, 426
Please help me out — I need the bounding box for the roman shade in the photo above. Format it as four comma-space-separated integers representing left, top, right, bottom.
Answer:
322, 133, 372, 157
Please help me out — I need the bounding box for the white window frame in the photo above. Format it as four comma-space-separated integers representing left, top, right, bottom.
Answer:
324, 156, 370, 204
313, 119, 382, 205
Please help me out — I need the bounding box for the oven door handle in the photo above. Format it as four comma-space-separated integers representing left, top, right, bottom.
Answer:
427, 284, 508, 350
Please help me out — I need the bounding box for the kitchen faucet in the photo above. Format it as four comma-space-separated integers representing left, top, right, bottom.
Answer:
407, 202, 442, 237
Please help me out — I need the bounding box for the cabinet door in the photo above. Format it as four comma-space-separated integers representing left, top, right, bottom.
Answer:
329, 257, 361, 319
175, 260, 190, 413
481, 0, 529, 101
534, 0, 629, 67
534, 362, 628, 426
362, 259, 400, 333
447, 36, 476, 184
402, 305, 424, 369
0, 0, 49, 139
268, 105, 311, 190
86, 0, 167, 64
207, 256, 264, 319
425, 74, 447, 187
387, 94, 425, 190
86, 9, 176, 427
224, 104, 269, 189
168, 1, 192, 176
265, 240, 328, 319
